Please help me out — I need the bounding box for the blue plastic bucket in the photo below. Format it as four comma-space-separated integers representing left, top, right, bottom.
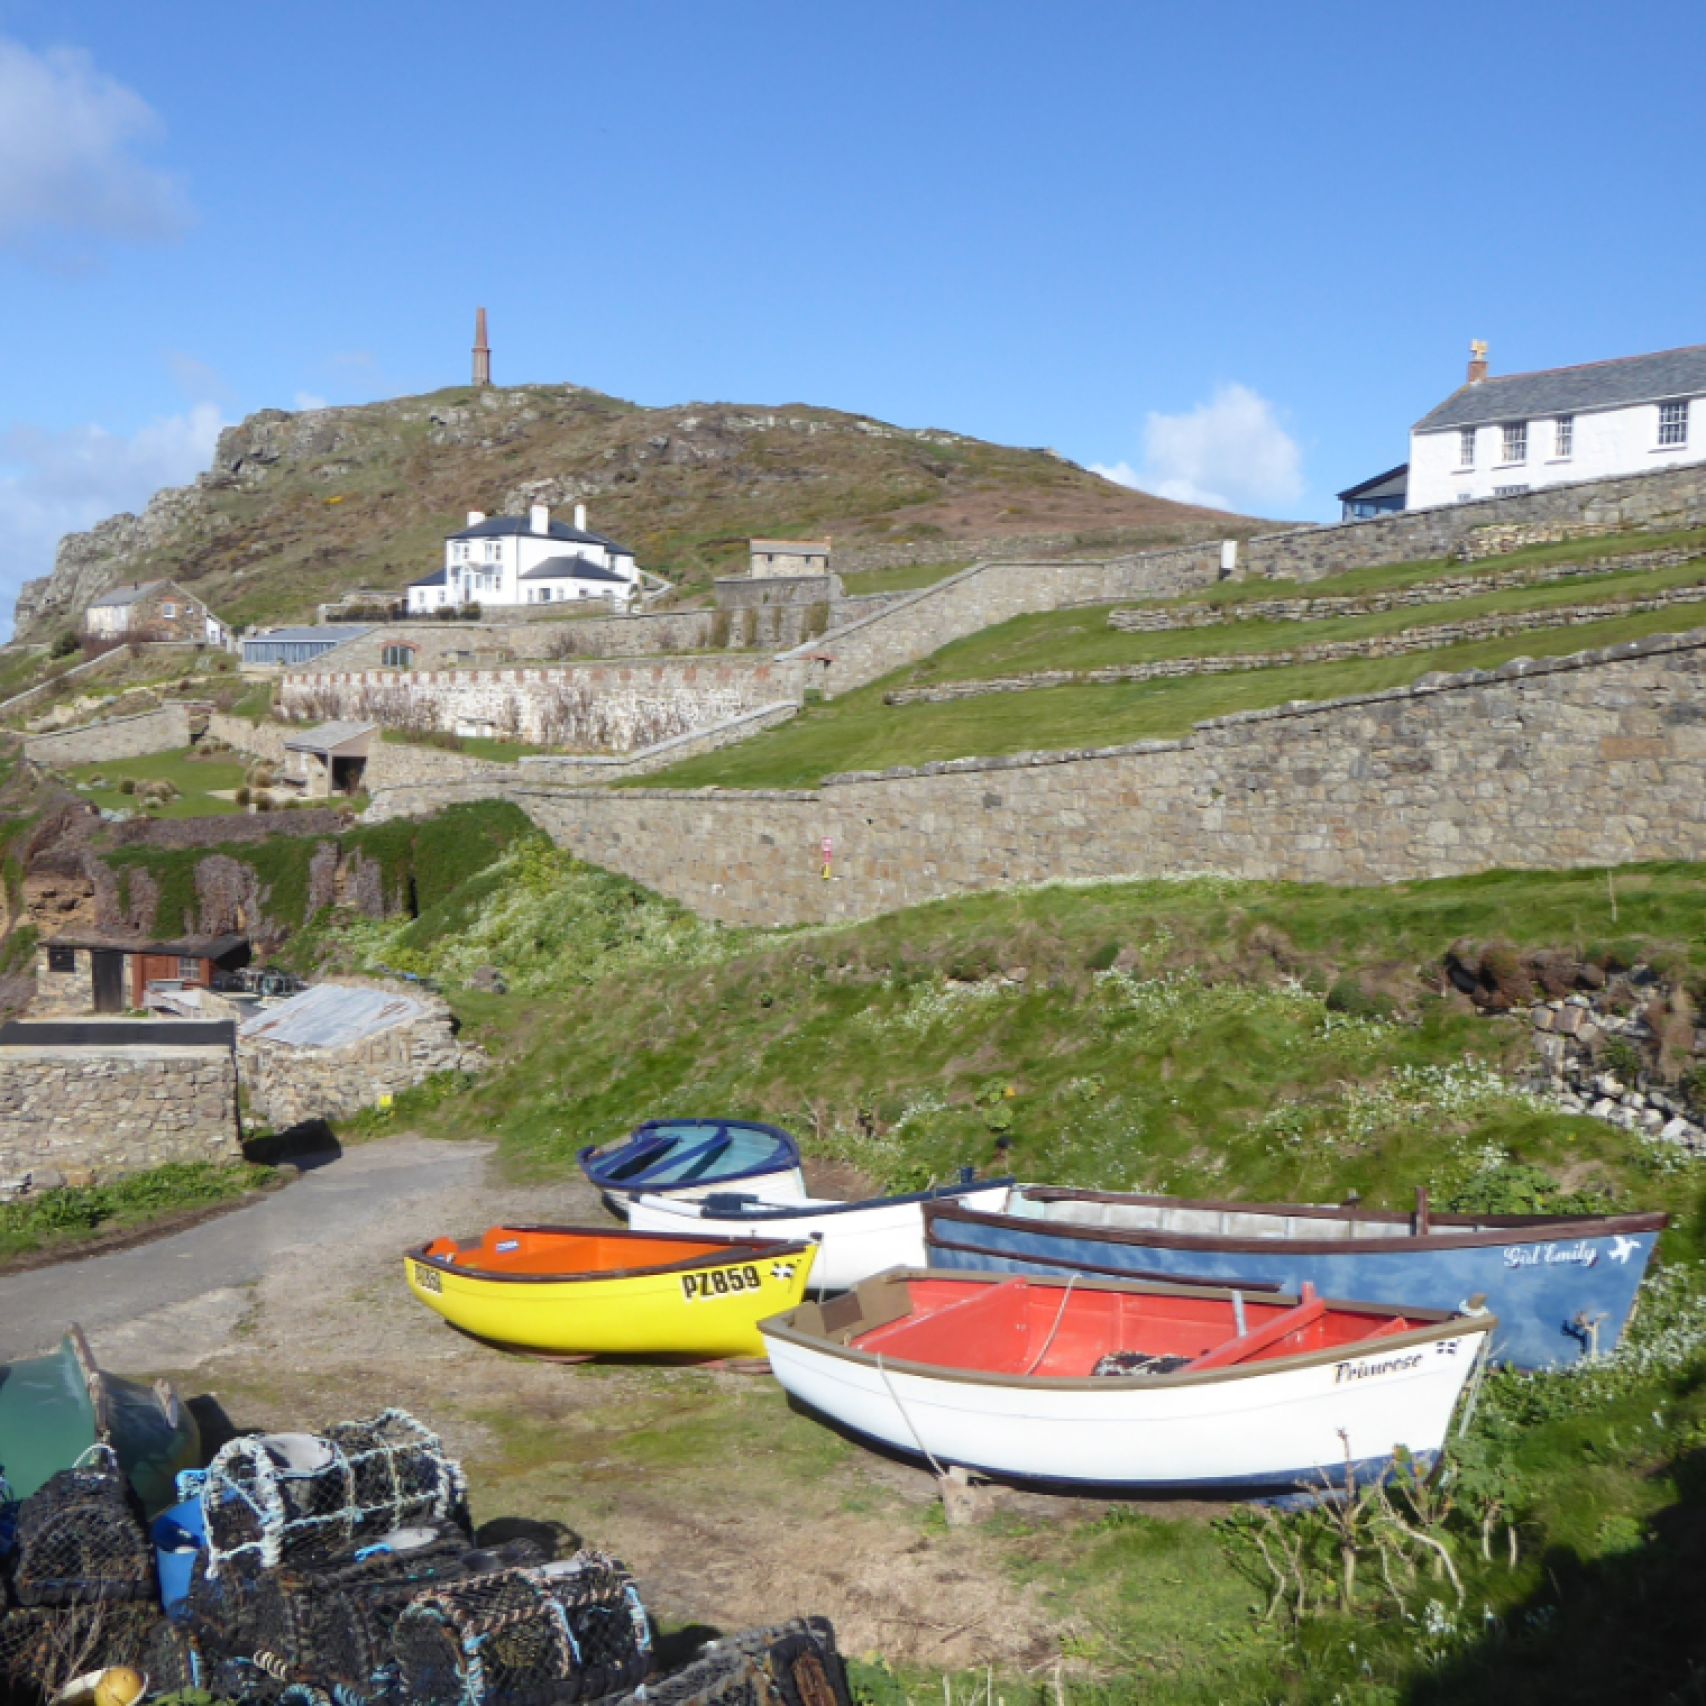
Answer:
151, 1497, 206, 1617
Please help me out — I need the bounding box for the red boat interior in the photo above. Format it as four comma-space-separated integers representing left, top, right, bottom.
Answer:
849, 1278, 1416, 1377
417, 1227, 739, 1276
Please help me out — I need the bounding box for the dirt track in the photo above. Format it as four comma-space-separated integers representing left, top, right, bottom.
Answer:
38, 1135, 1083, 1671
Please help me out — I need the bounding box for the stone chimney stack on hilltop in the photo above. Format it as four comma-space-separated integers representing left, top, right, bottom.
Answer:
472, 307, 492, 388
1467, 338, 1489, 386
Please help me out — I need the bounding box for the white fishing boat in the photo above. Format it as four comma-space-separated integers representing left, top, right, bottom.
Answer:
759, 1269, 1494, 1493
627, 1177, 1014, 1293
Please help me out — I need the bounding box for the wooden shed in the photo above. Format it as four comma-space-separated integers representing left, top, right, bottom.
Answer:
35, 934, 251, 1016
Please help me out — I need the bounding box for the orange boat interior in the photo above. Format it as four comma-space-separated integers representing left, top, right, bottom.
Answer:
417, 1226, 742, 1277
849, 1278, 1416, 1378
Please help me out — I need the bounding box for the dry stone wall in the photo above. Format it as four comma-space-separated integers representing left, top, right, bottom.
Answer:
279, 657, 807, 752
0, 1039, 241, 1183
23, 702, 191, 766
889, 581, 1706, 704
792, 545, 1226, 697
506, 629, 1706, 926
1109, 548, 1703, 632
1243, 460, 1706, 583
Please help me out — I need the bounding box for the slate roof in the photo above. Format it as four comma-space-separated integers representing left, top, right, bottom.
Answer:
46, 932, 249, 958
1336, 464, 1409, 503
1414, 344, 1706, 432
240, 983, 427, 1050
447, 514, 633, 554
283, 720, 376, 755
410, 567, 449, 588
87, 580, 168, 609
520, 555, 629, 583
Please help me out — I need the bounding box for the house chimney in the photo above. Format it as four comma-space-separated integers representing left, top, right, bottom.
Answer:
472, 307, 491, 388
574, 501, 588, 532
1467, 338, 1489, 385
530, 502, 551, 535
467, 510, 486, 527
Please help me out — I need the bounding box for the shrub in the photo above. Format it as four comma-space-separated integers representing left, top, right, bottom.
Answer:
1085, 940, 1121, 972
1326, 975, 1386, 1018
255, 792, 274, 812
234, 785, 251, 807
1601, 1036, 1644, 1084
117, 777, 137, 795
49, 630, 78, 659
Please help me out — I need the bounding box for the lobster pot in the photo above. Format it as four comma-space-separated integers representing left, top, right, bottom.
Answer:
201, 1409, 468, 1572
10, 1452, 153, 1607
0, 1602, 162, 1704
141, 1614, 206, 1695
621, 1621, 851, 1706
395, 1554, 652, 1706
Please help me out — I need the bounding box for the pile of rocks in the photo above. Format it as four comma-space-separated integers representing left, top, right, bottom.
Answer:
1529, 994, 1705, 1148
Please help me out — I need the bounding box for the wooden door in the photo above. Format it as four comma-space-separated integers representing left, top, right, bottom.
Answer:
91, 950, 126, 1013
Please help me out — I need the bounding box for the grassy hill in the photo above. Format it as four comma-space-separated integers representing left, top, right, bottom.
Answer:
13, 383, 1256, 641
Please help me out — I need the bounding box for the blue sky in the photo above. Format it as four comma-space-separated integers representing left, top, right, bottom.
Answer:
2, 0, 1703, 631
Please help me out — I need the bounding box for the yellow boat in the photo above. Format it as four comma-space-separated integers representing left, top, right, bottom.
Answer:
403, 1224, 818, 1358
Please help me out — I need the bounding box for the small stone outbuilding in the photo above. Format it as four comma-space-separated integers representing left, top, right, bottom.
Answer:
33, 934, 251, 1017
0, 1018, 242, 1187
284, 721, 375, 797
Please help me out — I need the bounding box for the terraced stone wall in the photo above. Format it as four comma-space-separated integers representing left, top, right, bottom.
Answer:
511, 629, 1706, 926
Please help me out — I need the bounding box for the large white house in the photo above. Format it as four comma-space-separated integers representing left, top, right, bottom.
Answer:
1407, 341, 1706, 510
407, 503, 640, 614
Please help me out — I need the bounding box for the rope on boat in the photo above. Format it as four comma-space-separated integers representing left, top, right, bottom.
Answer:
1021, 1273, 1079, 1377
873, 1354, 949, 1480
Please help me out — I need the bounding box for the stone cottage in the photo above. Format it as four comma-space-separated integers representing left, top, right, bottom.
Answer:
83, 580, 231, 649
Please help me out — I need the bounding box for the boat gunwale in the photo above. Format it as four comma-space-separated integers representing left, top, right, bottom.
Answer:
758, 1266, 1495, 1391
927, 1190, 1668, 1257
405, 1224, 816, 1287
578, 1117, 802, 1192
640, 1176, 1017, 1224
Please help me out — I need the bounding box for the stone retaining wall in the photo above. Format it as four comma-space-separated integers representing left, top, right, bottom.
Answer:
1242, 459, 1706, 583
279, 656, 807, 752
23, 702, 192, 766
1460, 521, 1620, 561
790, 544, 1227, 697
1108, 548, 1701, 632
237, 979, 482, 1131
504, 628, 1706, 926
361, 700, 802, 823
887, 581, 1706, 704
364, 739, 506, 790
206, 712, 289, 763
0, 1040, 241, 1182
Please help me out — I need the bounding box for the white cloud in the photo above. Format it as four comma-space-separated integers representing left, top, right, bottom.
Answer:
1093, 383, 1304, 515
0, 404, 224, 636
292, 391, 329, 412
0, 36, 189, 259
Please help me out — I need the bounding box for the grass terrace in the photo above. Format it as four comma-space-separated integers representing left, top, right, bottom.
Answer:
60, 748, 249, 817
837, 559, 970, 597
639, 600, 1706, 789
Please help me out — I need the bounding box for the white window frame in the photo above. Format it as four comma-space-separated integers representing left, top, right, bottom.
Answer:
1554, 415, 1573, 458
1458, 428, 1476, 468
1658, 400, 1689, 448
178, 955, 200, 980
1501, 422, 1527, 464
159, 601, 177, 619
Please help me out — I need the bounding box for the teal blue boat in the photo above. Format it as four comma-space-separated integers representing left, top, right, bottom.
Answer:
579, 1118, 807, 1212
0, 1326, 200, 1515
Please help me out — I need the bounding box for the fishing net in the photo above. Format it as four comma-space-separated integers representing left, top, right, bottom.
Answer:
140, 1613, 206, 1694
1090, 1351, 1192, 1377
9, 1447, 153, 1608
201, 1410, 468, 1574
0, 1602, 162, 1703
394, 1552, 652, 1706
602, 1621, 850, 1706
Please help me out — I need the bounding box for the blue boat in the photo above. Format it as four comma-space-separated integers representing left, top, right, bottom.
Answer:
923, 1187, 1667, 1370
579, 1118, 807, 1212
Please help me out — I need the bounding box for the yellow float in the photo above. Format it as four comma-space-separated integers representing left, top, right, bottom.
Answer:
403, 1224, 817, 1359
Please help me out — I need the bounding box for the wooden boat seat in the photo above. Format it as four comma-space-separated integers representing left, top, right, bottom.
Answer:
1184, 1288, 1325, 1371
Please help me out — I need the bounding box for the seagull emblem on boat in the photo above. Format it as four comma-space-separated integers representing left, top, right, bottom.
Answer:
1609, 1236, 1639, 1265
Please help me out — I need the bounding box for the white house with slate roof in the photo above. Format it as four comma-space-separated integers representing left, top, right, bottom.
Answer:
407, 502, 640, 614
1408, 340, 1706, 510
